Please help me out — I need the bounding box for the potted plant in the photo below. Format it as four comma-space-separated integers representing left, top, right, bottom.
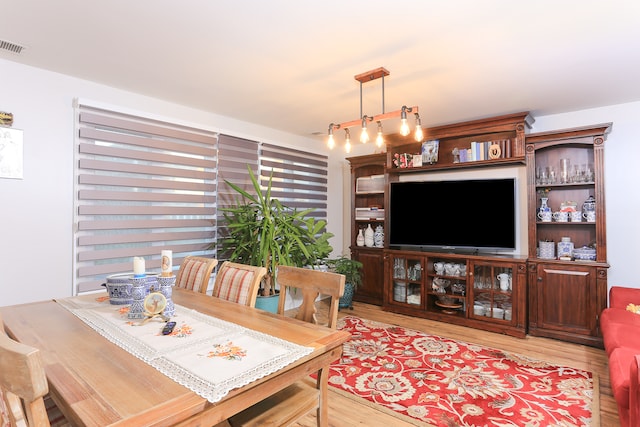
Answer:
327, 256, 363, 310
213, 166, 334, 311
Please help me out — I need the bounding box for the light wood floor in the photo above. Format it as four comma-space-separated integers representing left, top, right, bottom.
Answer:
294, 301, 619, 427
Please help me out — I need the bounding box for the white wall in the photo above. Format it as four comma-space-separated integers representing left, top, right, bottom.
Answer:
2, 56, 639, 308
0, 58, 345, 306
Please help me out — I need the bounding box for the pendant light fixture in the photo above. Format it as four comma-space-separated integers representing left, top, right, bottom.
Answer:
326, 67, 423, 152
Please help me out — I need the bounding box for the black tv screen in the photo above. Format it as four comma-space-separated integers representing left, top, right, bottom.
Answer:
388, 178, 516, 252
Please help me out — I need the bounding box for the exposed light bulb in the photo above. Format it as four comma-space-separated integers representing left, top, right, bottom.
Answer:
375, 121, 384, 147
399, 107, 410, 136
414, 113, 423, 141
345, 128, 351, 153
360, 116, 369, 143
414, 126, 423, 142
327, 124, 336, 149
400, 118, 410, 136
327, 134, 335, 149
360, 127, 369, 144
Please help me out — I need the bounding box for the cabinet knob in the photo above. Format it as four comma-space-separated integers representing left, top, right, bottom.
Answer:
538, 277, 543, 282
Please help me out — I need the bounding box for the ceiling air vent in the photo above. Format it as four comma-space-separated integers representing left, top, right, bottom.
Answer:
0, 39, 25, 55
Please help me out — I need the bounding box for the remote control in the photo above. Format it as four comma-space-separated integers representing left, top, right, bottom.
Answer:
162, 321, 176, 335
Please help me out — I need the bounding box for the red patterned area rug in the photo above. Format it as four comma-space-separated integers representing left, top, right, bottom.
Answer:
326, 316, 598, 427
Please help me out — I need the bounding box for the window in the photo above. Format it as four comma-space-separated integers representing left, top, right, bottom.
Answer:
216, 139, 329, 258
260, 143, 328, 221
74, 103, 329, 295
74, 102, 217, 294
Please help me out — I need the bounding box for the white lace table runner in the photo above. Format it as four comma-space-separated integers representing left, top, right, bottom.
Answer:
57, 296, 314, 403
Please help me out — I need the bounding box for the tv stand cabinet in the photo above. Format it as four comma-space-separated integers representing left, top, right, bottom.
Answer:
348, 113, 611, 345
383, 249, 527, 338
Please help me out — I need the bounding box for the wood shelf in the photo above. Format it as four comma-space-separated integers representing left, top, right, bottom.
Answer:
347, 154, 387, 306
526, 123, 611, 348
384, 249, 527, 338
385, 112, 533, 174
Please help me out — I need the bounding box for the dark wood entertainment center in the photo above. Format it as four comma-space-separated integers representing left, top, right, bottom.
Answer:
347, 113, 610, 347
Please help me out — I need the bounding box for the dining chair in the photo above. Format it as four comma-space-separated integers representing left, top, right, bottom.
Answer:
228, 265, 345, 427
211, 261, 267, 307
0, 315, 69, 427
175, 256, 219, 294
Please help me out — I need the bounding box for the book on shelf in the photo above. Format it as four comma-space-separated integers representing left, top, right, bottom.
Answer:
459, 147, 467, 162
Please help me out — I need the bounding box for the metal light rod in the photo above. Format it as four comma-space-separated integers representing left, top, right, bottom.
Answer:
330, 106, 419, 131
326, 67, 421, 150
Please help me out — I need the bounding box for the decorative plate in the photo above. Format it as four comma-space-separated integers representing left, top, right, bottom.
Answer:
143, 292, 167, 315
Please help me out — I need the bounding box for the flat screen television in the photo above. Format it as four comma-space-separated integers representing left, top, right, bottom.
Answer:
388, 178, 517, 253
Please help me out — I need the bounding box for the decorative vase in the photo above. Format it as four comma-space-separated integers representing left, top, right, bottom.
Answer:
540, 197, 550, 213
157, 276, 176, 317
127, 278, 147, 320
364, 224, 374, 247
557, 237, 574, 259
374, 225, 384, 248
582, 195, 596, 222
356, 228, 365, 246
539, 240, 555, 259
339, 282, 355, 310
537, 197, 552, 222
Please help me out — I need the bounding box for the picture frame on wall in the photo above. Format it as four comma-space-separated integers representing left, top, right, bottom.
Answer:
0, 127, 23, 179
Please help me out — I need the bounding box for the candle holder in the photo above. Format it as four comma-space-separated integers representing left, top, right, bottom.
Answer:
127, 277, 147, 320
145, 275, 159, 294
157, 275, 176, 318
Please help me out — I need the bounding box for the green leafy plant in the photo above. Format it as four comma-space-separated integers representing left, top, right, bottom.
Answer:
214, 166, 334, 295
327, 256, 363, 289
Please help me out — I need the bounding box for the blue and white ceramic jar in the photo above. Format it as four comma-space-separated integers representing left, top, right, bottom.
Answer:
374, 225, 384, 248
557, 237, 574, 259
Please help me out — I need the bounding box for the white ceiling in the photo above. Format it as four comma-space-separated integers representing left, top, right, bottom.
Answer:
2, 0, 640, 142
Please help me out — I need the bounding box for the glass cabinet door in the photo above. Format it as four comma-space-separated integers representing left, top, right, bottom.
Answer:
426, 258, 467, 317
470, 263, 513, 322
391, 256, 422, 306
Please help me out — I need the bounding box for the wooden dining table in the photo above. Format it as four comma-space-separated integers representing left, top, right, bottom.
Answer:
0, 287, 350, 427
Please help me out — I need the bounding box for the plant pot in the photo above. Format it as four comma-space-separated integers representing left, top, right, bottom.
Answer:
339, 282, 355, 310
255, 293, 279, 313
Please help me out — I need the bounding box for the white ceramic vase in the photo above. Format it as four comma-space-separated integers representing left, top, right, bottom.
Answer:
364, 224, 374, 247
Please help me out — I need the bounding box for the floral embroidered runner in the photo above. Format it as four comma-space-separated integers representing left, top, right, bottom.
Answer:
57, 296, 313, 403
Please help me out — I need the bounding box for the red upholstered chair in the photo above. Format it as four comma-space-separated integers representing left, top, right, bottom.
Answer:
630, 354, 640, 427
211, 262, 266, 307
175, 256, 218, 294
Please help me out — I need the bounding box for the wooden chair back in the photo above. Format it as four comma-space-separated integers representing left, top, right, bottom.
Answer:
211, 261, 267, 307
0, 314, 51, 427
175, 256, 218, 294
228, 266, 345, 427
276, 266, 345, 329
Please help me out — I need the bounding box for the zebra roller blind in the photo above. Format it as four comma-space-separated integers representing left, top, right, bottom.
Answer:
74, 102, 217, 294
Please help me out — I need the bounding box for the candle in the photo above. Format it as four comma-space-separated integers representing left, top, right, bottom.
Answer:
133, 256, 145, 277
161, 250, 173, 277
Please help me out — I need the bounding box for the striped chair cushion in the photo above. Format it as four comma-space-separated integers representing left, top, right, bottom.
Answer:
175, 259, 210, 292
213, 267, 254, 305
